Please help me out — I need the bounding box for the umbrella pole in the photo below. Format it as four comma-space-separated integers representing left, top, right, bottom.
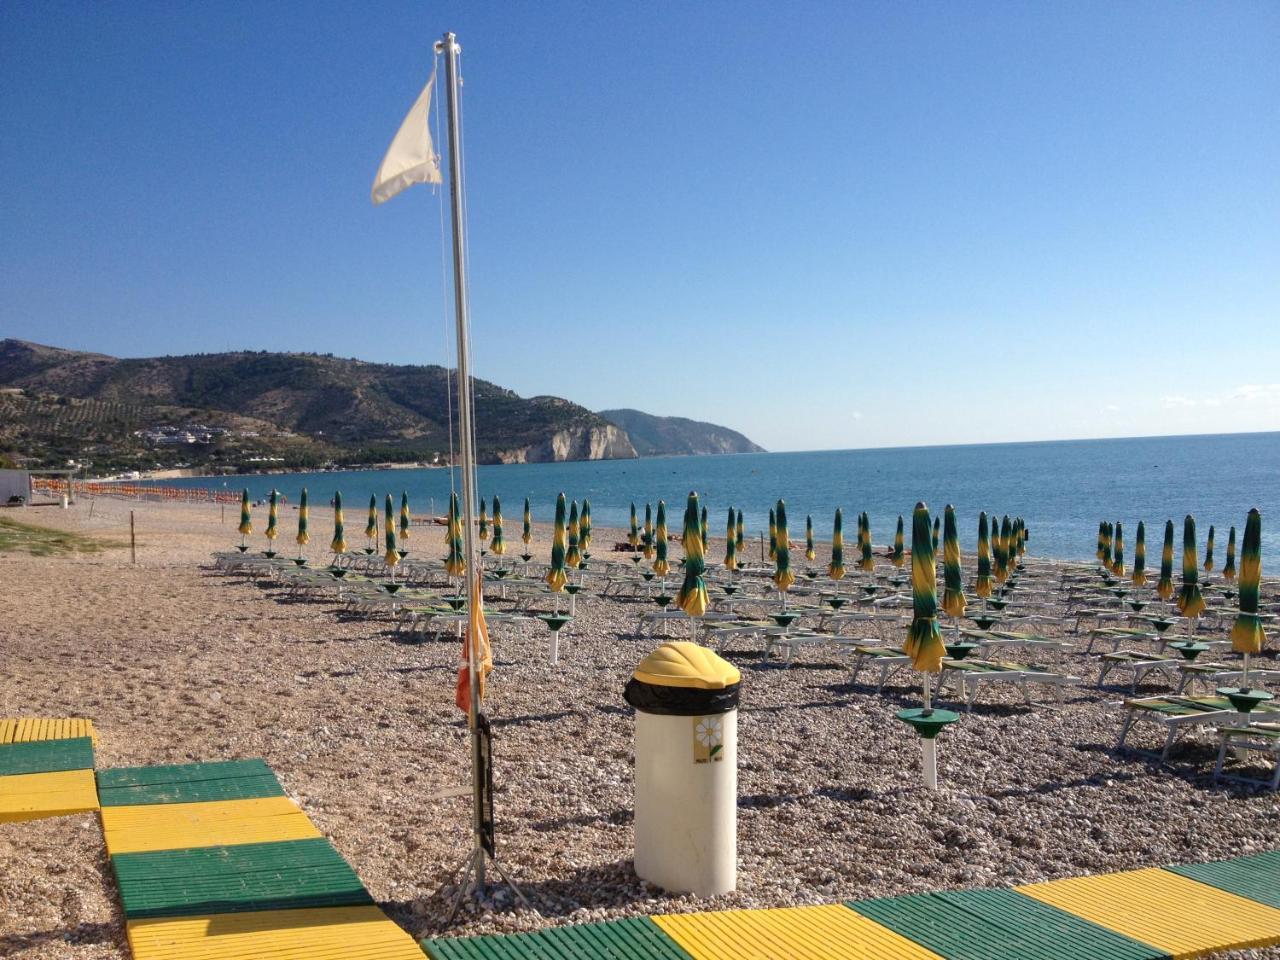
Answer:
1242, 652, 1251, 691
921, 674, 938, 789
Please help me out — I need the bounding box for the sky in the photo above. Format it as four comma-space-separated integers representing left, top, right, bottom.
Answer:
1, 2, 1277, 452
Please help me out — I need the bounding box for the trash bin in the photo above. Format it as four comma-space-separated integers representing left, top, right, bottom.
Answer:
625, 640, 741, 896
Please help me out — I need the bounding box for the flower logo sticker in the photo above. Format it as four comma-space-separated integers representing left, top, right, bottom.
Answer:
692, 714, 724, 763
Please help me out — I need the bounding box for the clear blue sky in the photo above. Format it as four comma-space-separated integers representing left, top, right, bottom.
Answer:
2, 2, 1277, 451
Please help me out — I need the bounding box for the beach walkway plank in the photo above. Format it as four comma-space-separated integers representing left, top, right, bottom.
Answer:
0, 718, 98, 822
96, 758, 284, 807
0, 717, 97, 744
0, 736, 95, 776
100, 795, 322, 855
1165, 852, 1280, 912
0, 768, 100, 823
425, 916, 695, 960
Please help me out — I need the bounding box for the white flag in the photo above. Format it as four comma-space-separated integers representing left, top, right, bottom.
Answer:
371, 67, 442, 205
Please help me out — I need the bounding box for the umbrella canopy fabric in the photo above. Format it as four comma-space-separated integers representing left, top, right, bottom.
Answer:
366, 495, 378, 542
642, 503, 655, 560
1112, 522, 1125, 577
773, 500, 796, 593
828, 508, 845, 581
676, 492, 709, 616
1157, 519, 1175, 600
1223, 526, 1237, 582
724, 507, 738, 571
522, 497, 533, 546
1204, 525, 1215, 572
478, 499, 489, 540
1097, 522, 1106, 563
699, 505, 708, 556
975, 511, 993, 598
1231, 509, 1265, 655
545, 493, 568, 591
1015, 518, 1026, 557
581, 499, 593, 555
1176, 515, 1206, 618
768, 508, 777, 561
1000, 516, 1014, 580
858, 512, 874, 572
1132, 520, 1146, 585
932, 516, 940, 555
993, 515, 1008, 583
565, 501, 582, 569
891, 515, 905, 568
238, 489, 252, 537
653, 501, 670, 577
265, 490, 279, 542
445, 492, 466, 577
490, 495, 505, 555
399, 492, 411, 543
383, 494, 399, 567
805, 515, 816, 561
941, 504, 965, 618
628, 503, 640, 547
296, 488, 310, 547
330, 491, 347, 554
735, 509, 745, 555
904, 502, 945, 673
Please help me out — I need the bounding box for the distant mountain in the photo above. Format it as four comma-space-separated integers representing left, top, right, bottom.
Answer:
598, 408, 765, 457
0, 339, 635, 471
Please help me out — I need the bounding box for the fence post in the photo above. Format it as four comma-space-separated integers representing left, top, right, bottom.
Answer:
130, 511, 136, 564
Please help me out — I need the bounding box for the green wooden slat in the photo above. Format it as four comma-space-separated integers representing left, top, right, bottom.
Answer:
96, 759, 284, 806
847, 889, 1168, 960
111, 838, 372, 918
423, 917, 693, 960
0, 737, 94, 776
1167, 852, 1280, 911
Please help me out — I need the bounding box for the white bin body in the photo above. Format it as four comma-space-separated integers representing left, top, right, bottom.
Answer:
633, 708, 737, 896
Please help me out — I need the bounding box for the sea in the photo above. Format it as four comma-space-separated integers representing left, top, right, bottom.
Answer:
147, 432, 1280, 565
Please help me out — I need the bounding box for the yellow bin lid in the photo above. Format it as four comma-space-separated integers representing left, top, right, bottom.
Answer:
633, 641, 741, 690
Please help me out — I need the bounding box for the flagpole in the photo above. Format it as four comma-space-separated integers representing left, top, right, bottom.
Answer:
440, 30, 485, 896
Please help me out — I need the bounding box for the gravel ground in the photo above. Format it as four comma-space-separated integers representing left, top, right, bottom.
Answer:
1, 496, 1278, 958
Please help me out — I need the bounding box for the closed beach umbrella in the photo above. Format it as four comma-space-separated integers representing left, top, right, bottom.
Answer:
1097, 521, 1106, 563
628, 503, 640, 548
941, 504, 965, 619
1112, 522, 1125, 577
993, 515, 1008, 583
522, 497, 533, 547
828, 508, 845, 581
330, 492, 347, 555
676, 492, 709, 617
1223, 526, 1237, 582
445, 492, 465, 577
366, 495, 378, 545
238, 489, 252, 544
859, 512, 875, 572
490, 495, 505, 555
1176, 515, 1206, 619
768, 507, 777, 560
383, 494, 399, 568
1102, 521, 1114, 572
806, 515, 816, 562
905, 501, 945, 674
1000, 516, 1013, 581
1204, 525, 1215, 573
565, 500, 582, 569
892, 515, 905, 568
724, 507, 738, 571
975, 511, 993, 599
1230, 510, 1265, 674
265, 490, 279, 548
1131, 520, 1146, 585
478, 498, 488, 540
296, 488, 310, 554
545, 493, 568, 591
1016, 518, 1026, 557
1157, 519, 1175, 600
399, 492, 411, 545
642, 503, 655, 559
581, 498, 592, 555
699, 504, 708, 557
773, 499, 796, 596
932, 516, 941, 555
653, 500, 670, 577
735, 509, 745, 556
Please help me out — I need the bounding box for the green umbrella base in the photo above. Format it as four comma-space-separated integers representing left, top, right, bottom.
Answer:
293, 558, 307, 567
862, 585, 880, 596
987, 599, 1009, 610
1217, 687, 1276, 714
770, 612, 800, 629
444, 596, 466, 611
824, 597, 849, 610
520, 553, 533, 562
1149, 619, 1176, 633
327, 568, 348, 579
1128, 600, 1148, 612
263, 551, 277, 559
971, 615, 999, 631
565, 584, 583, 595
538, 614, 572, 632
236, 545, 249, 553
1223, 589, 1238, 602
631, 556, 643, 565
721, 585, 739, 596
653, 595, 672, 608
492, 568, 510, 579
382, 583, 402, 595
944, 642, 979, 661
364, 547, 376, 555
896, 707, 960, 739
398, 550, 409, 559
804, 570, 819, 580
641, 572, 656, 582
1168, 641, 1209, 661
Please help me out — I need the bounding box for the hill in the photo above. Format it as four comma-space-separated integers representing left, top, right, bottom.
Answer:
0, 339, 634, 472
598, 408, 765, 456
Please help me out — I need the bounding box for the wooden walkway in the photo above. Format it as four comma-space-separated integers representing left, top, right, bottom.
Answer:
0, 716, 99, 822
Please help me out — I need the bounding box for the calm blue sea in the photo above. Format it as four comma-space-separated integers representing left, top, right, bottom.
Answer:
148, 432, 1280, 564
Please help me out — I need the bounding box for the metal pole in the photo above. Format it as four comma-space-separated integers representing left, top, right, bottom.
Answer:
441, 30, 486, 894
130, 511, 136, 564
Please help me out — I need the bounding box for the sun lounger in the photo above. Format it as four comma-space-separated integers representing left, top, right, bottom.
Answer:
1214, 723, 1280, 789
1175, 664, 1280, 695
1086, 626, 1161, 654
1116, 694, 1280, 761
938, 658, 1081, 711
849, 646, 912, 692
1098, 651, 1181, 692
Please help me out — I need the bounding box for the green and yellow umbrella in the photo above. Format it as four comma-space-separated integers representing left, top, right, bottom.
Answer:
699, 504, 707, 557
330, 491, 347, 555
445, 492, 466, 577
1223, 526, 1237, 582
828, 508, 845, 581
904, 501, 945, 674
1102, 521, 1114, 572
478, 498, 488, 540
768, 507, 777, 561
932, 516, 941, 555
628, 503, 640, 548
296, 487, 310, 555
992, 515, 1008, 583
1176, 515, 1205, 619
1131, 520, 1146, 586
265, 490, 279, 548
546, 493, 568, 592
238, 489, 252, 544
1016, 518, 1026, 557
1112, 521, 1125, 577
941, 504, 965, 619
891, 515, 905, 568
642, 503, 655, 560
1097, 521, 1106, 563
1156, 519, 1175, 600
773, 499, 796, 596
399, 492, 411, 548
725, 507, 738, 571
522, 497, 533, 547
1204, 525, 1215, 573
565, 500, 582, 569
1230, 509, 1265, 669
383, 494, 399, 569
805, 515, 816, 562
581, 499, 592, 555
858, 512, 874, 572
676, 492, 709, 617
490, 495, 505, 556
735, 509, 745, 556
653, 500, 669, 577
975, 511, 993, 599
1000, 516, 1013, 581
366, 495, 378, 546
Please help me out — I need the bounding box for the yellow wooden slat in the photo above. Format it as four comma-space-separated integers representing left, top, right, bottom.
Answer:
0, 769, 99, 822
655, 905, 946, 960
126, 906, 425, 960
0, 717, 97, 745
1019, 868, 1280, 958
100, 796, 321, 855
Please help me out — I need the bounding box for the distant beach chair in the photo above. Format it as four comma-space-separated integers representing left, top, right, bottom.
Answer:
937, 658, 1081, 711
1097, 651, 1181, 692
1214, 723, 1280, 789
1115, 694, 1280, 761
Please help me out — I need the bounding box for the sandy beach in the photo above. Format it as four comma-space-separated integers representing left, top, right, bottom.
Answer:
2, 496, 1279, 959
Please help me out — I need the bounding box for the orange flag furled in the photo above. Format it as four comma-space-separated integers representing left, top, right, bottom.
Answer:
455, 572, 494, 714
